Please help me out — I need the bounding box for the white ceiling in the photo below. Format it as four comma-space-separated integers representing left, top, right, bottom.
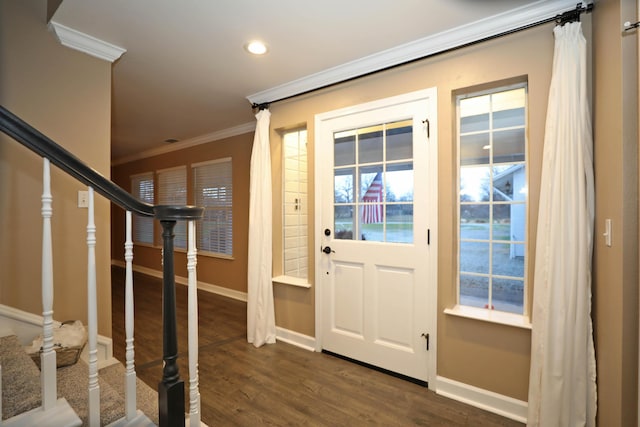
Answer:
51, 0, 577, 162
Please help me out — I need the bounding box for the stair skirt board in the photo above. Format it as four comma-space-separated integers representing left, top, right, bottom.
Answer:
3, 398, 81, 427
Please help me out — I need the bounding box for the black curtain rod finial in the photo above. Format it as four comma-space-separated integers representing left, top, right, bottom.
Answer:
556, 2, 593, 26
251, 102, 270, 111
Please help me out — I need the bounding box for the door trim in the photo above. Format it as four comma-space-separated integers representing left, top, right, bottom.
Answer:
313, 87, 438, 387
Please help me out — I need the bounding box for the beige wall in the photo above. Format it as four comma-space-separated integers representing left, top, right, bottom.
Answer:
269, 23, 561, 401
111, 132, 253, 292
0, 0, 113, 337
592, 0, 639, 425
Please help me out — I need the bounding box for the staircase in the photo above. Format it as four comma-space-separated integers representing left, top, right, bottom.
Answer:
0, 106, 205, 426
0, 334, 159, 426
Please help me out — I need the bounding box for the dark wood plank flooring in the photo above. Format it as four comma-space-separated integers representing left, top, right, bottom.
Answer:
111, 266, 523, 426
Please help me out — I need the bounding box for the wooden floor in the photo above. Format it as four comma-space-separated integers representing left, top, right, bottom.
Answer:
111, 267, 523, 426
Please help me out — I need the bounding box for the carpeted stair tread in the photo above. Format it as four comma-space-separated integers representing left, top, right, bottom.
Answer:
2, 334, 159, 425
99, 363, 159, 426
0, 335, 41, 419
57, 358, 129, 425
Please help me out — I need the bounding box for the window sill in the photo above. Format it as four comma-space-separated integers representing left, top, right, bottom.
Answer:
132, 242, 155, 249
444, 305, 531, 330
272, 275, 312, 289
198, 251, 234, 260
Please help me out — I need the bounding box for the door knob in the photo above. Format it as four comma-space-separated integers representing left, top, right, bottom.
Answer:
321, 246, 334, 254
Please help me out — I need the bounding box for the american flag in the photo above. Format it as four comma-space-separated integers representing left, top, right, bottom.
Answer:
361, 172, 383, 224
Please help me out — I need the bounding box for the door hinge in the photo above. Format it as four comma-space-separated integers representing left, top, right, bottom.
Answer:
422, 118, 430, 139
421, 332, 430, 351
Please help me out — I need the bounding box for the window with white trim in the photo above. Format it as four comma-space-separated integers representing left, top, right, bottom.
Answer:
157, 166, 187, 249
282, 129, 308, 280
193, 158, 233, 256
130, 172, 154, 245
457, 84, 527, 315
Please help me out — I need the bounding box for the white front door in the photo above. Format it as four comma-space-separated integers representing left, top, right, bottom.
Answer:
315, 88, 438, 384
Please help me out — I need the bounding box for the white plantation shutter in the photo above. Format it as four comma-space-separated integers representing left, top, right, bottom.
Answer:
193, 158, 233, 255
157, 166, 187, 249
131, 172, 154, 244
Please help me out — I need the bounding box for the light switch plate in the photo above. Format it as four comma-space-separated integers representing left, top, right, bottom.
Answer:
78, 190, 89, 208
603, 219, 612, 247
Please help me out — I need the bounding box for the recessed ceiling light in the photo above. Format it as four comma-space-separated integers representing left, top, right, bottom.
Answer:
245, 40, 268, 55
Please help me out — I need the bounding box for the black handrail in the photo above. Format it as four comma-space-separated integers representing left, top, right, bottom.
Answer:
1, 104, 203, 425
0, 105, 203, 221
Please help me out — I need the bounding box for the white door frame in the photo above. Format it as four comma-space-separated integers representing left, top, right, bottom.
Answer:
313, 87, 438, 387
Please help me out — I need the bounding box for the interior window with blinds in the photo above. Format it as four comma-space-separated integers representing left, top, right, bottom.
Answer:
193, 158, 233, 256
130, 172, 154, 245
157, 166, 187, 249
283, 129, 308, 280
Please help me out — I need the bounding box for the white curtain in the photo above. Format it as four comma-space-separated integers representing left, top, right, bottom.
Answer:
527, 22, 596, 426
247, 109, 277, 347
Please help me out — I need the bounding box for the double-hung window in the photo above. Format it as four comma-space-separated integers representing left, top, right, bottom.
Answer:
157, 166, 187, 249
193, 158, 233, 256
130, 172, 154, 245
457, 84, 527, 315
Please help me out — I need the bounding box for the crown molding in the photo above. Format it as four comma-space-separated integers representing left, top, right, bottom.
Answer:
49, 21, 126, 63
247, 0, 580, 105
112, 121, 256, 166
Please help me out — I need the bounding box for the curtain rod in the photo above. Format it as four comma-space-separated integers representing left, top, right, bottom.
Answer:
251, 2, 593, 111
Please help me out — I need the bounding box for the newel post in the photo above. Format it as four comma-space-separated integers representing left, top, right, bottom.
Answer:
154, 205, 203, 427
158, 219, 185, 427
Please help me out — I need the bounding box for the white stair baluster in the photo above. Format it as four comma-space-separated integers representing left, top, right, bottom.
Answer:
0, 364, 3, 427
124, 211, 137, 420
86, 186, 100, 427
187, 220, 201, 426
41, 158, 57, 411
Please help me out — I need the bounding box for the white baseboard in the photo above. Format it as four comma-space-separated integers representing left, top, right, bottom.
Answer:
0, 303, 115, 367
275, 326, 316, 352
111, 260, 248, 302
435, 376, 527, 423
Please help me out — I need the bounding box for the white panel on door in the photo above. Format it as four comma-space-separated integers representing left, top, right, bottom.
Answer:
332, 262, 365, 337
374, 266, 414, 351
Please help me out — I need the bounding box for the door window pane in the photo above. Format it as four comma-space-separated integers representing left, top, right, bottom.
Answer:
358, 125, 383, 164
386, 121, 413, 161
333, 121, 415, 244
334, 131, 355, 166
386, 162, 413, 202
334, 205, 355, 240
386, 204, 413, 243
334, 168, 355, 203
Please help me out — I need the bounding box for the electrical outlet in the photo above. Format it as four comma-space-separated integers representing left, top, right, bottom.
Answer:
78, 190, 89, 208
